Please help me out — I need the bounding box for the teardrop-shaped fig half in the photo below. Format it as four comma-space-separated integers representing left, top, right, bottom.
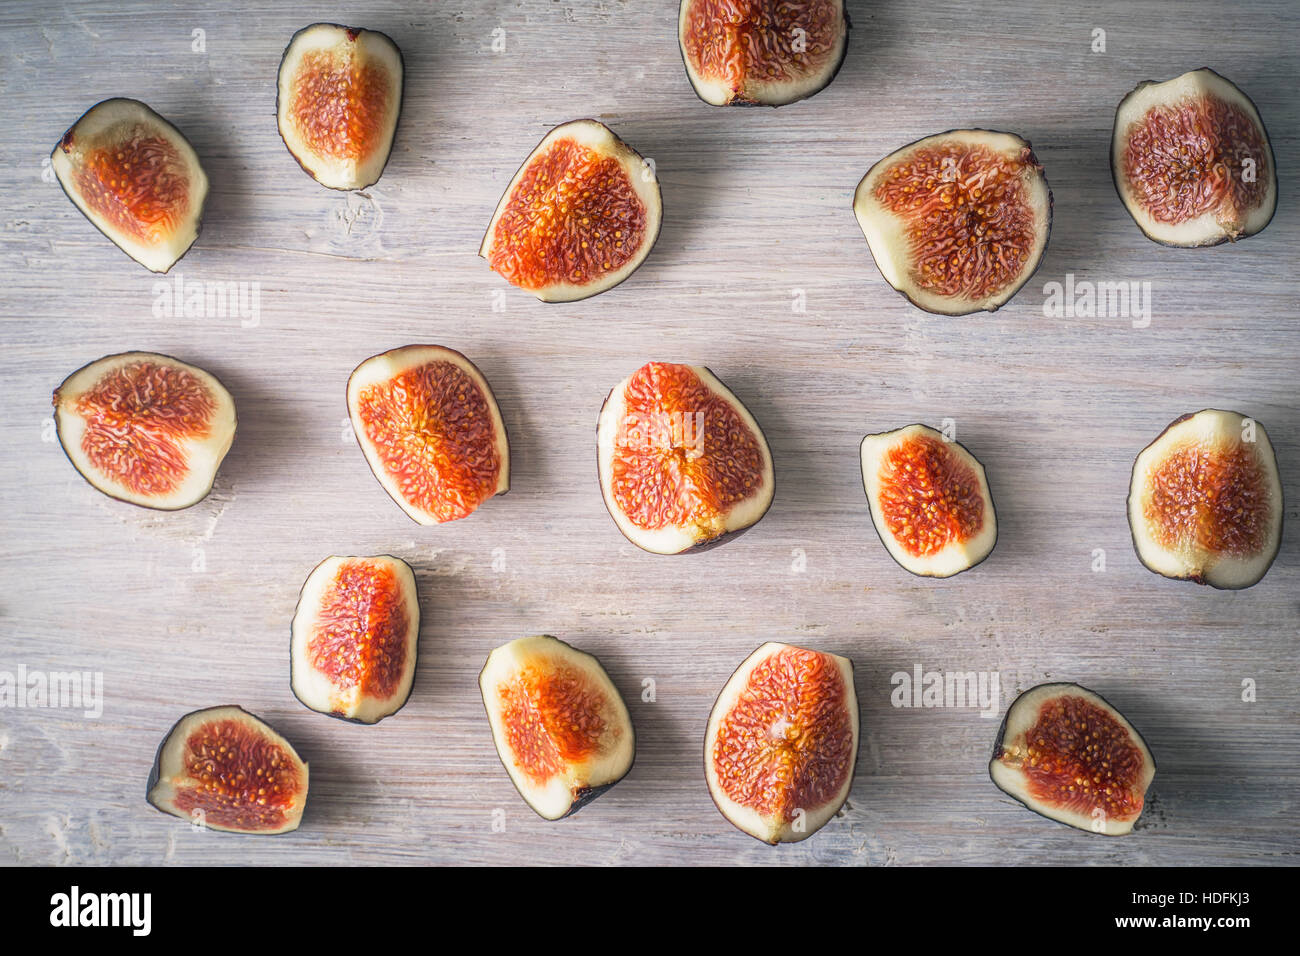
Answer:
1112, 68, 1276, 247
480, 119, 663, 302
1128, 409, 1282, 590
53, 352, 236, 511
853, 129, 1052, 315
276, 23, 404, 190
51, 98, 209, 273
597, 362, 775, 555
348, 345, 509, 525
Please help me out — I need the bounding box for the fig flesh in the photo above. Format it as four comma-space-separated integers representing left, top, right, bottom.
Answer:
990, 683, 1155, 836
51, 98, 208, 273
596, 362, 774, 555
480, 119, 663, 302
146, 705, 309, 834
860, 424, 996, 577
1128, 409, 1282, 590
290, 555, 420, 724
348, 345, 509, 525
276, 23, 404, 191
705, 642, 858, 844
1111, 68, 1276, 247
53, 352, 236, 511
479, 635, 635, 820
853, 130, 1052, 315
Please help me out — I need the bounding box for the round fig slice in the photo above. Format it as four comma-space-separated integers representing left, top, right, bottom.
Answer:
853, 130, 1052, 315
677, 0, 850, 107
705, 642, 858, 844
1111, 68, 1276, 247
596, 362, 775, 555
52, 352, 237, 511
1128, 409, 1282, 590
276, 23, 404, 191
51, 98, 209, 273
348, 345, 509, 525
290, 555, 420, 724
146, 705, 309, 835
990, 683, 1155, 836
479, 119, 663, 302
860, 424, 996, 578
479, 635, 635, 821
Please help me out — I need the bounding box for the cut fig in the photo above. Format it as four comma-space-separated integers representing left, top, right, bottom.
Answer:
705, 642, 858, 844
860, 424, 996, 577
853, 130, 1052, 315
479, 119, 662, 302
677, 0, 850, 107
146, 705, 308, 834
290, 555, 420, 724
348, 345, 509, 525
53, 352, 236, 511
990, 683, 1155, 836
479, 635, 635, 820
1112, 68, 1276, 247
1128, 409, 1282, 590
596, 362, 774, 555
276, 23, 404, 190
51, 98, 208, 273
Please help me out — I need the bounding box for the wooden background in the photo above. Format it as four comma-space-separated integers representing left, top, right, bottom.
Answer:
1, 0, 1297, 866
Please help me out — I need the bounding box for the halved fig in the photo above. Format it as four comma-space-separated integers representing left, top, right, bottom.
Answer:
705, 642, 858, 844
51, 98, 208, 273
1128, 409, 1282, 590
146, 705, 308, 835
348, 345, 509, 525
596, 362, 774, 555
479, 635, 635, 820
990, 683, 1155, 836
53, 352, 236, 511
1112, 68, 1276, 247
290, 555, 419, 724
677, 0, 850, 107
276, 23, 404, 190
853, 130, 1052, 315
860, 424, 996, 577
479, 119, 662, 302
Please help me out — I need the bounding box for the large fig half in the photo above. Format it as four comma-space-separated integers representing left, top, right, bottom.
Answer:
51, 98, 208, 273
1112, 68, 1276, 247
677, 0, 850, 107
596, 362, 775, 554
480, 635, 635, 820
990, 683, 1155, 836
853, 130, 1052, 315
276, 23, 404, 190
480, 120, 663, 302
146, 705, 309, 834
53, 352, 237, 511
1128, 409, 1282, 590
705, 642, 858, 844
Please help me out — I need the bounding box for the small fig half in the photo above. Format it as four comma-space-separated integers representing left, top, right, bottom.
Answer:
480, 635, 635, 820
1128, 409, 1282, 590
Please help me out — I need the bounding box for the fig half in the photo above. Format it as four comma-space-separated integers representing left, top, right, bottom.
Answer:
990, 683, 1155, 836
1128, 409, 1282, 590
1112, 68, 1276, 247
853, 130, 1052, 315
480, 636, 635, 820
705, 642, 858, 844
146, 705, 309, 834
480, 119, 663, 302
51, 98, 208, 273
53, 352, 236, 511
596, 362, 775, 554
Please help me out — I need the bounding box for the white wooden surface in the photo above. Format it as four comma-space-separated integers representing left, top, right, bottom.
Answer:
1, 1, 1297, 865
